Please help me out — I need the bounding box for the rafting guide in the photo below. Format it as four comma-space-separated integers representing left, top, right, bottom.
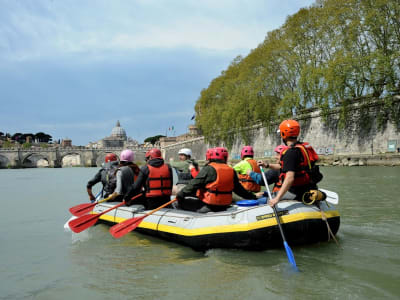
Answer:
258, 120, 323, 207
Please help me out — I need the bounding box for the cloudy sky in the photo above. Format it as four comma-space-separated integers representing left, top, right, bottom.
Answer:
0, 0, 315, 145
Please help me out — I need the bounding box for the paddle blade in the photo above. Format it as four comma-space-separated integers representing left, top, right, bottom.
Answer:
68, 214, 99, 233
69, 203, 96, 217
284, 241, 298, 271
109, 216, 145, 238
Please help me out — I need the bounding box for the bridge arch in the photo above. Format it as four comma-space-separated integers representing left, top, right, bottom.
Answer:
0, 154, 10, 168
22, 153, 50, 168
60, 152, 82, 167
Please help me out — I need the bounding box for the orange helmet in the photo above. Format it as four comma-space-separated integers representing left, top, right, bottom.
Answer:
147, 148, 162, 160
278, 120, 300, 139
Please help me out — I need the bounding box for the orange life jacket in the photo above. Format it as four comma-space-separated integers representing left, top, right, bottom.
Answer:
145, 164, 173, 197
273, 142, 319, 193
197, 162, 234, 206
237, 159, 261, 192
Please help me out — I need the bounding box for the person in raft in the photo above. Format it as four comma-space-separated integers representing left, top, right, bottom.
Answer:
176, 147, 257, 213
86, 153, 119, 202
124, 148, 173, 209
233, 145, 262, 193
246, 144, 289, 186
258, 120, 321, 207
170, 148, 200, 194
108, 149, 141, 203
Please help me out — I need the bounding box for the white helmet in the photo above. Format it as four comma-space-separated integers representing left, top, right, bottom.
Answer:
178, 148, 192, 157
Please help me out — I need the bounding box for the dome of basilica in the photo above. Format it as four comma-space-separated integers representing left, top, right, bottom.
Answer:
111, 120, 127, 140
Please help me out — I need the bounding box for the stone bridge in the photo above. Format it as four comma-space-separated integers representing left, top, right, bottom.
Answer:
0, 147, 147, 168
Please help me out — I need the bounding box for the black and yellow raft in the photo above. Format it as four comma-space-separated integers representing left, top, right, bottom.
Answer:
92, 199, 340, 251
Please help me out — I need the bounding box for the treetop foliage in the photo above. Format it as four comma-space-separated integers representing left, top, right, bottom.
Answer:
194, 0, 400, 147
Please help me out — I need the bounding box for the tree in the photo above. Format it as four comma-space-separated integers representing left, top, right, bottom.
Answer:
194, 0, 400, 146
11, 133, 24, 143
35, 132, 52, 143
144, 135, 165, 145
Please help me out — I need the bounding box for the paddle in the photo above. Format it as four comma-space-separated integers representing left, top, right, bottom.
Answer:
259, 166, 298, 271
64, 190, 102, 231
69, 196, 112, 217
68, 194, 143, 233
110, 198, 177, 239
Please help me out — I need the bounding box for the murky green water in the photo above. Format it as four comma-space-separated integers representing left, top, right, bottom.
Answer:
0, 167, 399, 299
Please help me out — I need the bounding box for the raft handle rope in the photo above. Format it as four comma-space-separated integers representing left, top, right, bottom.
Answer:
302, 190, 340, 248
316, 202, 341, 248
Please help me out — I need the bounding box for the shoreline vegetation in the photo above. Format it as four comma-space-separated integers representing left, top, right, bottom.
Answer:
194, 0, 400, 148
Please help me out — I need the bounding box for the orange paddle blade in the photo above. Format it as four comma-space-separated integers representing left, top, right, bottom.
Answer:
69, 202, 97, 217
69, 201, 126, 233
109, 198, 177, 239
109, 216, 145, 238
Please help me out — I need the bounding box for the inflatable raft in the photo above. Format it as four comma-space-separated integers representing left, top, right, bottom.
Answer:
92, 199, 340, 251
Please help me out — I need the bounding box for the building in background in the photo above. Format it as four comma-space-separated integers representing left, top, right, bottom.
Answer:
61, 138, 72, 148
86, 121, 139, 149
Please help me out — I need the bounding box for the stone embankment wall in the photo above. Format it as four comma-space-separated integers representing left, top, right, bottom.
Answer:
163, 97, 400, 166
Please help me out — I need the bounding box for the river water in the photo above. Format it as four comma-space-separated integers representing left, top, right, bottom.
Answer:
0, 167, 399, 299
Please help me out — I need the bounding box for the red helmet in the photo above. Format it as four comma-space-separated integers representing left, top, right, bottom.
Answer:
210, 147, 228, 161
278, 120, 300, 139
241, 146, 254, 159
145, 150, 151, 160
105, 153, 118, 163
147, 148, 162, 160
274, 145, 289, 155
206, 148, 214, 160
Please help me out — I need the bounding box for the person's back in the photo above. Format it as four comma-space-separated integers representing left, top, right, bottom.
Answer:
177, 147, 257, 213
233, 146, 261, 192
267, 120, 323, 207
86, 153, 118, 201
274, 142, 320, 198
126, 148, 172, 209
102, 160, 119, 197
109, 149, 140, 202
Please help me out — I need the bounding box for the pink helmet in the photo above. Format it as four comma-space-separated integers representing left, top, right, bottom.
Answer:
206, 148, 214, 160
120, 149, 134, 162
274, 145, 289, 155
211, 147, 228, 161
241, 146, 254, 159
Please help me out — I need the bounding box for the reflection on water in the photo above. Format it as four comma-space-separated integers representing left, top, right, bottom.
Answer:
0, 167, 399, 299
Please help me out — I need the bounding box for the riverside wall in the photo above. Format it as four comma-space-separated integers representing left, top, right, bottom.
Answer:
163, 97, 400, 166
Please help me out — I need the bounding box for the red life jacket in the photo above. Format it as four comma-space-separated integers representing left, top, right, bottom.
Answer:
145, 164, 173, 197
197, 162, 234, 206
237, 159, 261, 192
273, 142, 319, 192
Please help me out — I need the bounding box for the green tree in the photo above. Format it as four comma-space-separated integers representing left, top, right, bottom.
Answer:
144, 135, 165, 145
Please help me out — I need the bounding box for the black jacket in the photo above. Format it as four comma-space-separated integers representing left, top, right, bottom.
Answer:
177, 160, 257, 201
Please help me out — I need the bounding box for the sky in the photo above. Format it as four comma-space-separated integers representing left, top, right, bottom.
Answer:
0, 0, 315, 145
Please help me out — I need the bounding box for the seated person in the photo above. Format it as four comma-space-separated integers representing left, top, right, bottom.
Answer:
170, 148, 200, 194
247, 145, 288, 186
108, 149, 141, 202
233, 145, 262, 192
86, 153, 119, 201
177, 147, 257, 213
124, 148, 173, 209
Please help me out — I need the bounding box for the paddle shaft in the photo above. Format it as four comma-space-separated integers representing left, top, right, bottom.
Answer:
139, 198, 177, 220
259, 167, 288, 242
109, 198, 177, 238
